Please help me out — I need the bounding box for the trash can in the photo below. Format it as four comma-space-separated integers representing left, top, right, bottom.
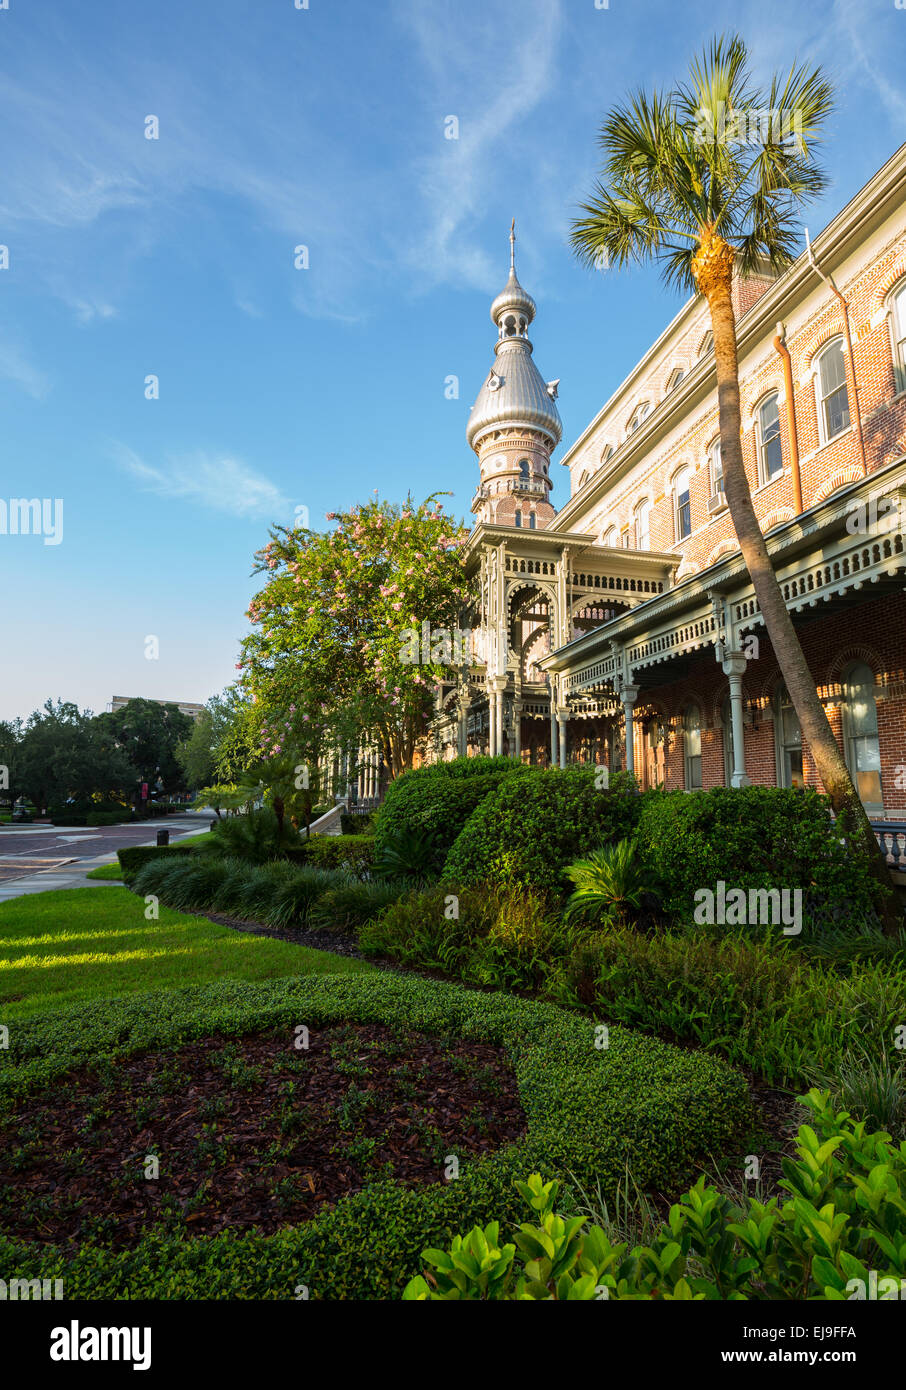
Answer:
157, 829, 169, 847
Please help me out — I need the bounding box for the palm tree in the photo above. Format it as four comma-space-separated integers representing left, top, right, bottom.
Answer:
570, 34, 900, 935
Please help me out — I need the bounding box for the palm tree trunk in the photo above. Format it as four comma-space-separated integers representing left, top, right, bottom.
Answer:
693, 229, 900, 935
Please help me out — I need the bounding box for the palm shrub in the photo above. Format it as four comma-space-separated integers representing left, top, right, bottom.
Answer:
373, 828, 438, 882
207, 806, 301, 864
563, 840, 650, 929
404, 1090, 906, 1300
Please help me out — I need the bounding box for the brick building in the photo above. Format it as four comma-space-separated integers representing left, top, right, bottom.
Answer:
427, 143, 906, 837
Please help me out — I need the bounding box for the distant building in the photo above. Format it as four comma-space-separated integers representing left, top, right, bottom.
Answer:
109, 696, 206, 721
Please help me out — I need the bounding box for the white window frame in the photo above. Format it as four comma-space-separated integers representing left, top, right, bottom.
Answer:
673, 464, 693, 541
634, 498, 651, 550
814, 337, 850, 446
889, 281, 906, 393
708, 438, 723, 496
756, 391, 784, 483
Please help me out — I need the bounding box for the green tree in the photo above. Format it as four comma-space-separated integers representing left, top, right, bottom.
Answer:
240, 494, 470, 780
177, 688, 247, 790
570, 33, 900, 934
97, 698, 194, 795
15, 700, 134, 812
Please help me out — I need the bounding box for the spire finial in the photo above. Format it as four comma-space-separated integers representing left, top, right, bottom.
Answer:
509, 218, 516, 273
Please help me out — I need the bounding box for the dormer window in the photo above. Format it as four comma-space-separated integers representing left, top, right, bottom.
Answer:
666, 367, 685, 393
627, 402, 650, 435
698, 331, 714, 358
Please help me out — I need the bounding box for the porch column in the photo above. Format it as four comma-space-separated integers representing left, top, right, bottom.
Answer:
488, 690, 497, 756
512, 703, 522, 761
457, 697, 468, 758
494, 682, 505, 757
549, 682, 558, 766
722, 652, 751, 787
557, 709, 568, 768
621, 685, 639, 776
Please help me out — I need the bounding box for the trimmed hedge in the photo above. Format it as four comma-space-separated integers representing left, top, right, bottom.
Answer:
636, 786, 879, 927
375, 760, 525, 872
444, 767, 643, 894
117, 844, 197, 882
301, 834, 375, 877
0, 973, 749, 1299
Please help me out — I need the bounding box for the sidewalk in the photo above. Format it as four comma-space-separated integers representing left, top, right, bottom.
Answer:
0, 818, 211, 903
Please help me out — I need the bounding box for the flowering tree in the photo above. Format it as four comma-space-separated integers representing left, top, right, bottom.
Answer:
239, 495, 471, 781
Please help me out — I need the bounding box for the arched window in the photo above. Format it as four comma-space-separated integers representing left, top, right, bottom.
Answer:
600, 526, 616, 547
708, 438, 724, 507
518, 458, 530, 481
889, 281, 906, 393
774, 684, 804, 789
815, 338, 850, 444
757, 392, 783, 482
683, 704, 702, 790
841, 662, 883, 814
674, 464, 693, 540
600, 444, 613, 466
514, 509, 523, 528
634, 498, 651, 550
698, 331, 714, 358
666, 366, 685, 393
577, 469, 591, 491
627, 402, 650, 435
529, 511, 537, 530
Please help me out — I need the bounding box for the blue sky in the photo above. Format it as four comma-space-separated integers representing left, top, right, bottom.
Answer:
1, 0, 904, 723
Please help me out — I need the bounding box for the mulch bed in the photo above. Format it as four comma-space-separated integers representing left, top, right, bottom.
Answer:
0, 1024, 526, 1249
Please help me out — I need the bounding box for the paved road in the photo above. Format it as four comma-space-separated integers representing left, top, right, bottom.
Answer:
0, 814, 216, 901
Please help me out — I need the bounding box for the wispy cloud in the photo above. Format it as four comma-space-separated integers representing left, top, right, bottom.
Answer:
0, 334, 50, 398
394, 0, 565, 293
114, 444, 290, 520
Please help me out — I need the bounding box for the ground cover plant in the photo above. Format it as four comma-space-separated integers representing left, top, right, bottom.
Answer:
403, 1090, 906, 1300
0, 972, 749, 1298
0, 1021, 526, 1247
362, 882, 905, 1109
0, 887, 372, 1021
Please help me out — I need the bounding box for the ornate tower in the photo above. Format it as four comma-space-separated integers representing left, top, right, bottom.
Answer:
466, 222, 562, 529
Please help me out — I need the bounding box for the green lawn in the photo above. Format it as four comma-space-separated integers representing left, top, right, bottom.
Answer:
85, 862, 124, 880
0, 887, 372, 1020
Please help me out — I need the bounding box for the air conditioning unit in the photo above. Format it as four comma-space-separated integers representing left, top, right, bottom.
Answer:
708, 488, 728, 515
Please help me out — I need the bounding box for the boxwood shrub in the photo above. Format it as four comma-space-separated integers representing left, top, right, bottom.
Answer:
117, 844, 197, 882
636, 786, 879, 928
374, 756, 523, 872
0, 973, 749, 1299
443, 767, 644, 894
301, 834, 375, 877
